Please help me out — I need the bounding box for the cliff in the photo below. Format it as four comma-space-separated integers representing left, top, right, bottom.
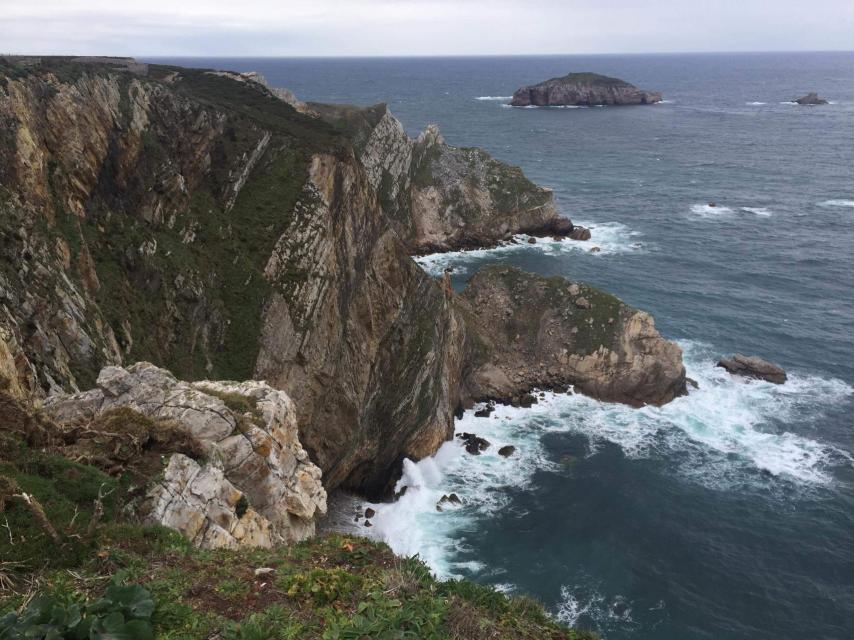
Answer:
311, 102, 576, 253
0, 57, 684, 501
511, 72, 663, 107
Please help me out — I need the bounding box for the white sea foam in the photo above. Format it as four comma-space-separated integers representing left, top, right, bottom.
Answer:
747, 101, 767, 106
475, 96, 512, 101
690, 203, 734, 218
818, 199, 854, 208
354, 340, 852, 579
740, 206, 773, 217
412, 222, 643, 276
556, 586, 602, 626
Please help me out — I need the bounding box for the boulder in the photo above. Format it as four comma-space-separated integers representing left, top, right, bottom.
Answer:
570, 227, 592, 241
44, 363, 327, 548
498, 445, 516, 457
794, 93, 828, 105
457, 432, 491, 455
512, 73, 662, 107
717, 354, 787, 384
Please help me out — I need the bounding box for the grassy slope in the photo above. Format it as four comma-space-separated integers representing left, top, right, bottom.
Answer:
0, 391, 594, 639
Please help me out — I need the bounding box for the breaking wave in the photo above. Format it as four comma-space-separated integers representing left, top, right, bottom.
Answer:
690, 203, 734, 218
475, 96, 512, 101
351, 340, 852, 579
412, 222, 644, 277
818, 199, 854, 208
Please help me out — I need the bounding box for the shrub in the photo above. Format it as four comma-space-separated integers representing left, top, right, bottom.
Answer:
0, 581, 154, 640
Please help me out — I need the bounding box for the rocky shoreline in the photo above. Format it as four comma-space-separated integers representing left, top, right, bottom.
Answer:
0, 56, 685, 531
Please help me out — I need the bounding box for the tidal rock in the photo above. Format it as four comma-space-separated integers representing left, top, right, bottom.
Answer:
44, 363, 327, 548
794, 92, 828, 105
364, 507, 376, 519
570, 227, 592, 241
474, 403, 495, 418
527, 237, 537, 244
457, 432, 491, 455
589, 246, 601, 253
717, 354, 787, 384
498, 445, 516, 457
512, 73, 662, 107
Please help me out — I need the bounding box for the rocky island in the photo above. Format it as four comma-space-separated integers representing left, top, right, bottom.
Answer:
511, 72, 663, 107
0, 56, 683, 637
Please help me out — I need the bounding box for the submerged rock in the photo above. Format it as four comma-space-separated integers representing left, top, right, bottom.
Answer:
717, 354, 787, 384
44, 363, 327, 549
511, 72, 662, 107
794, 92, 828, 105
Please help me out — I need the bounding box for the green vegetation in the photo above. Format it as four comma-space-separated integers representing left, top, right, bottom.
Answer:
0, 392, 594, 639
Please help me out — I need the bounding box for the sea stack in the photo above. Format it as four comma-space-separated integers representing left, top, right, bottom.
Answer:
794, 92, 829, 105
511, 72, 662, 107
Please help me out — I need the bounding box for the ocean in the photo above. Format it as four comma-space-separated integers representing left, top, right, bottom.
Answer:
149, 53, 854, 639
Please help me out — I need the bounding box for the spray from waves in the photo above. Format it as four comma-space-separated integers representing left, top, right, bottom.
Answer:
475, 96, 512, 101
690, 203, 734, 218
747, 101, 767, 106
818, 199, 854, 208
740, 207, 773, 217
412, 222, 644, 277
355, 340, 852, 579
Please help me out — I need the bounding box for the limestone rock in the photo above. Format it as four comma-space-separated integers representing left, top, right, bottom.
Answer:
512, 73, 662, 107
717, 354, 787, 384
44, 362, 327, 548
458, 267, 686, 407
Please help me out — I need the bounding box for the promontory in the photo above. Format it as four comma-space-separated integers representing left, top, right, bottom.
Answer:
511, 72, 663, 107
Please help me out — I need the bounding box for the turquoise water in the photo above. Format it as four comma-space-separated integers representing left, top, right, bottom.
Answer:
150, 54, 854, 639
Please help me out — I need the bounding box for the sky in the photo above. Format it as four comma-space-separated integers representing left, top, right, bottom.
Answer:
2, 0, 853, 57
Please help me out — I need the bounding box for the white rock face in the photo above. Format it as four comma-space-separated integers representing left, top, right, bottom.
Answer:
44, 362, 327, 549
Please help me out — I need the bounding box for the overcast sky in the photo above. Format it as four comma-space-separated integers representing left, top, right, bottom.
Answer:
3, 0, 853, 56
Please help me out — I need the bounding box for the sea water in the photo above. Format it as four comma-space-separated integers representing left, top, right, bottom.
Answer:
149, 53, 854, 639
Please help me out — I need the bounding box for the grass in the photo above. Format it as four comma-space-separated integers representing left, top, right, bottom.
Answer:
0, 391, 596, 639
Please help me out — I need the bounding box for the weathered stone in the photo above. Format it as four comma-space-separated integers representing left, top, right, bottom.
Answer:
44, 363, 326, 548
498, 445, 516, 457
717, 354, 787, 384
794, 92, 828, 105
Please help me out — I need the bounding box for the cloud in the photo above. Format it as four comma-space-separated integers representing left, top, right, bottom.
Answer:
2, 0, 853, 55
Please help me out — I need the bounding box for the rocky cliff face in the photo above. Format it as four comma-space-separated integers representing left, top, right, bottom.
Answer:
44, 363, 326, 548
312, 103, 575, 253
0, 58, 685, 501
511, 72, 662, 107
458, 267, 686, 407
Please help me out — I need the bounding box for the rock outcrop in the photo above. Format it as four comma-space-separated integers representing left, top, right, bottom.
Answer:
44, 362, 326, 548
458, 267, 686, 407
511, 73, 662, 107
717, 354, 787, 384
794, 92, 828, 105
312, 103, 579, 253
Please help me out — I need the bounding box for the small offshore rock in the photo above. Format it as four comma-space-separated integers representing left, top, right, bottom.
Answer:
527, 237, 537, 244
498, 445, 516, 457
457, 432, 490, 454
364, 507, 376, 519
589, 246, 601, 253
474, 404, 495, 418
364, 519, 372, 527
717, 354, 787, 384
794, 92, 828, 105
569, 227, 592, 241
687, 377, 699, 389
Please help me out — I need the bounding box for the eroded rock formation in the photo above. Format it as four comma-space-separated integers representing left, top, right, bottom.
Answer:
717, 354, 787, 384
458, 267, 686, 407
44, 362, 326, 547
